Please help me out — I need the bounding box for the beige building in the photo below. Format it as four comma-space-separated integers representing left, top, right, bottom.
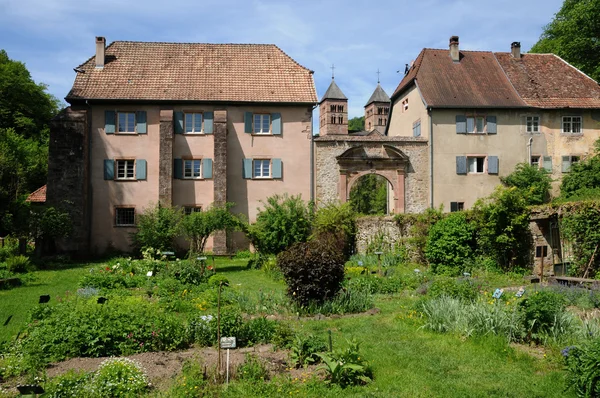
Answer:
388, 36, 600, 212
48, 38, 317, 255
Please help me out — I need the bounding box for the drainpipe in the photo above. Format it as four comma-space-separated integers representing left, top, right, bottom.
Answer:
527, 137, 533, 165
428, 107, 434, 208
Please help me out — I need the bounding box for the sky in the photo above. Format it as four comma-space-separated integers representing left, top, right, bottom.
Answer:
0, 0, 564, 120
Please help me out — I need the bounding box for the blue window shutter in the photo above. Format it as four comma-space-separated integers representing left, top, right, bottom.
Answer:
204, 112, 214, 134
136, 111, 147, 134
562, 156, 571, 173
174, 112, 184, 134
202, 158, 213, 178
174, 158, 183, 179
105, 111, 115, 134
466, 117, 475, 134
243, 159, 253, 179
488, 156, 499, 174
487, 116, 497, 134
104, 159, 114, 180
456, 156, 467, 175
413, 121, 421, 137
543, 156, 553, 172
272, 158, 282, 178
271, 113, 282, 135
136, 159, 147, 180
456, 115, 466, 134
244, 112, 253, 134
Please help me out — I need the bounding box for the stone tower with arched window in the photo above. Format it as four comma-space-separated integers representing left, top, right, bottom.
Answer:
319, 79, 348, 135
364, 84, 390, 132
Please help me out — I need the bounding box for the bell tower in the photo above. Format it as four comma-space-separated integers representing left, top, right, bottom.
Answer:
319, 74, 348, 136
364, 80, 391, 133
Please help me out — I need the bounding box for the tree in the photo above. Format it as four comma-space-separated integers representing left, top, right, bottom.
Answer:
181, 204, 239, 253
349, 174, 388, 215
530, 0, 600, 82
560, 141, 600, 200
425, 212, 475, 275
348, 116, 365, 131
132, 204, 183, 251
500, 163, 552, 205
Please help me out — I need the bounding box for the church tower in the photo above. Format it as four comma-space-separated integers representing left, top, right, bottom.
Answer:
364, 84, 391, 132
319, 78, 348, 135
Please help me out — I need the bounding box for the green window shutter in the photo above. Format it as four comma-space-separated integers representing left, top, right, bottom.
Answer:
562, 156, 571, 173
136, 111, 147, 134
271, 113, 282, 135
487, 116, 497, 134
272, 158, 282, 178
104, 159, 114, 180
450, 202, 458, 212
174, 112, 184, 134
105, 111, 116, 134
174, 158, 183, 179
204, 112, 214, 134
243, 159, 253, 179
456, 156, 467, 175
244, 112, 253, 134
456, 115, 466, 134
202, 158, 213, 178
136, 159, 147, 180
488, 156, 499, 174
543, 156, 553, 172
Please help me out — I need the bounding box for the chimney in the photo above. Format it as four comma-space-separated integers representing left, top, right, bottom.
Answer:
449, 36, 460, 62
511, 41, 521, 59
95, 36, 106, 69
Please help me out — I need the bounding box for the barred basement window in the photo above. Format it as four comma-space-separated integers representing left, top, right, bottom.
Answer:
115, 207, 135, 226
535, 245, 548, 258
184, 206, 202, 216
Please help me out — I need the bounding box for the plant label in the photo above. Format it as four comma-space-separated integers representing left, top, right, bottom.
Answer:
515, 288, 525, 298
492, 289, 504, 299
220, 337, 236, 349
146, 271, 153, 277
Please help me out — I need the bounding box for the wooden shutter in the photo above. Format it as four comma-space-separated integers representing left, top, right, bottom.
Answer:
105, 111, 116, 134
450, 202, 458, 212
271, 113, 282, 135
136, 111, 147, 134
244, 112, 253, 134
136, 159, 147, 180
466, 117, 475, 134
562, 156, 571, 172
456, 115, 466, 134
413, 120, 421, 137
543, 156, 553, 172
487, 116, 497, 134
104, 159, 114, 180
488, 156, 499, 174
272, 158, 282, 178
243, 159, 253, 179
173, 158, 183, 179
204, 112, 214, 134
174, 112, 184, 134
202, 158, 213, 178
456, 156, 467, 175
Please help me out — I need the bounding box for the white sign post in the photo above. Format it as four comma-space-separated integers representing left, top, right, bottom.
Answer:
220, 337, 236, 384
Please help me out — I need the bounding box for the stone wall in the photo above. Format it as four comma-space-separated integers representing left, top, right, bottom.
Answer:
355, 216, 403, 253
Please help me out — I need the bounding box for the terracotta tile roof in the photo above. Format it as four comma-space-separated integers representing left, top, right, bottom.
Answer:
494, 53, 600, 109
26, 185, 46, 203
314, 134, 427, 142
66, 41, 317, 104
392, 49, 526, 108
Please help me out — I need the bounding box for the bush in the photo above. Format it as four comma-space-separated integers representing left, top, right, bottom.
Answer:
277, 238, 345, 307
79, 267, 146, 290
520, 289, 566, 342
501, 162, 552, 205
167, 258, 212, 285
300, 285, 375, 315
242, 317, 277, 345
236, 354, 270, 382
181, 203, 238, 253
187, 309, 244, 347
561, 202, 600, 277
426, 276, 479, 302
312, 202, 357, 259
564, 340, 600, 398
317, 339, 373, 387
208, 274, 229, 288
88, 357, 148, 398
5, 254, 30, 273
425, 212, 475, 275
289, 334, 328, 368
45, 369, 90, 397
132, 204, 183, 252
248, 194, 311, 255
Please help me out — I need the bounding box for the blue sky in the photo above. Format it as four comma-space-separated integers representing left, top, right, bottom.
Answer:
0, 0, 563, 119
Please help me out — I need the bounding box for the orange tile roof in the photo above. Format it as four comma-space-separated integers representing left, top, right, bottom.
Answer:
26, 185, 46, 203
66, 42, 317, 104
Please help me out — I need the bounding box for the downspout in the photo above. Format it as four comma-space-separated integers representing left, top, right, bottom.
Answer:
527, 137, 533, 165
428, 107, 434, 208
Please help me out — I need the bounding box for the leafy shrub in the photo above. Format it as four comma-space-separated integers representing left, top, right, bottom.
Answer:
181, 203, 239, 253
271, 322, 295, 349
277, 238, 345, 307
88, 357, 148, 398
395, 207, 443, 265
5, 254, 31, 273
312, 202, 357, 259
208, 274, 229, 287
166, 258, 212, 285
300, 285, 374, 315
520, 289, 566, 342
79, 266, 146, 290
317, 339, 373, 387
501, 162, 552, 205
0, 236, 18, 262
564, 339, 600, 398
45, 369, 89, 398
236, 354, 269, 382
560, 142, 600, 200
426, 277, 479, 302
561, 202, 600, 277
166, 360, 208, 397
187, 309, 245, 347
242, 317, 277, 345
132, 204, 183, 252
425, 212, 475, 275
289, 334, 328, 368
347, 274, 404, 295
247, 194, 311, 255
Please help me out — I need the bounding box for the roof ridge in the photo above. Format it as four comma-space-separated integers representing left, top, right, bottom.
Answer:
551, 53, 600, 85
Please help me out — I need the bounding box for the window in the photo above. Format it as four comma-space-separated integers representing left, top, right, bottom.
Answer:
450, 202, 464, 212
337, 105, 344, 112
562, 116, 582, 134
118, 112, 136, 133
331, 116, 336, 124
467, 117, 486, 134
253, 159, 271, 178
467, 157, 485, 173
115, 207, 135, 226
330, 105, 335, 112
253, 114, 271, 134
562, 155, 580, 173
535, 245, 548, 258
338, 116, 343, 124
184, 113, 203, 134
184, 206, 202, 216
402, 98, 408, 111
183, 159, 202, 179
526, 116, 539, 133
413, 120, 421, 137
531, 155, 541, 168
378, 118, 382, 125
116, 159, 135, 180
